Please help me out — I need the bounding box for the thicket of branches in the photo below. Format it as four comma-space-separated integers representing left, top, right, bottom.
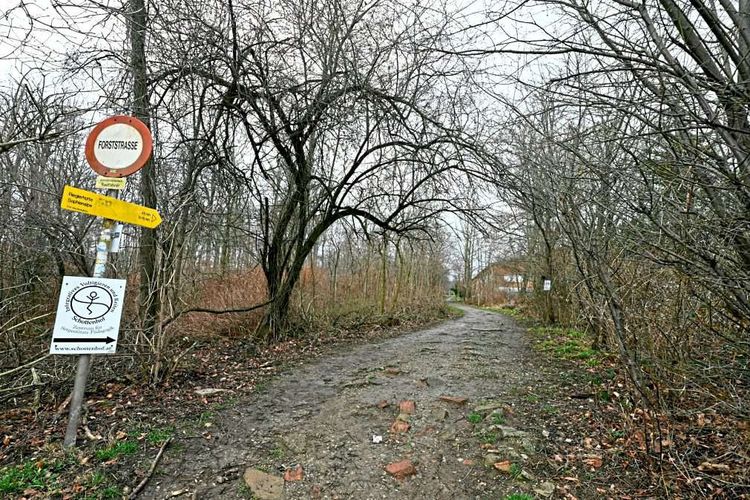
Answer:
1, 0, 748, 490
0, 0, 478, 389
459, 0, 750, 491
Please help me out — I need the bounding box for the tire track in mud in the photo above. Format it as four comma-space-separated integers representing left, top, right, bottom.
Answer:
143, 306, 543, 499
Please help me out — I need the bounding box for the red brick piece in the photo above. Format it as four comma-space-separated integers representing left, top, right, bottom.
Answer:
284, 464, 304, 481
385, 460, 416, 480
493, 460, 512, 472
390, 419, 411, 433
399, 400, 416, 414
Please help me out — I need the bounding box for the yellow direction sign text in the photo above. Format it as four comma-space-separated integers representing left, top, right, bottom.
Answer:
61, 185, 161, 229
95, 176, 127, 190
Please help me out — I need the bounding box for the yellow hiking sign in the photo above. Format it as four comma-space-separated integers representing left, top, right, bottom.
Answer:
60, 185, 161, 229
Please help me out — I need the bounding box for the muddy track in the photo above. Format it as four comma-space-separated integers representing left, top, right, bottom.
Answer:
143, 306, 544, 499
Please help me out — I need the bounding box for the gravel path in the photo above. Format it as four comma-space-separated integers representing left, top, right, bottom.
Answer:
143, 306, 544, 499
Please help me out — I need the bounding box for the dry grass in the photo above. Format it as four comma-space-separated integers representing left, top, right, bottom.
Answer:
167, 261, 447, 342
167, 268, 267, 338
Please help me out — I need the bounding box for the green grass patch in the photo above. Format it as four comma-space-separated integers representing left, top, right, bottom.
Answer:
128, 425, 175, 444
476, 429, 499, 444
212, 396, 239, 411
0, 453, 80, 495
198, 410, 216, 425
541, 404, 558, 415
490, 413, 506, 425
269, 444, 285, 460
0, 461, 56, 495
79, 476, 122, 500
505, 494, 533, 500
96, 441, 138, 461
0, 462, 122, 499
532, 326, 602, 363
509, 462, 523, 479
524, 393, 540, 403
237, 481, 255, 498
610, 429, 626, 439
446, 304, 466, 318
146, 427, 174, 445
89, 471, 106, 487
99, 485, 123, 499
467, 412, 483, 424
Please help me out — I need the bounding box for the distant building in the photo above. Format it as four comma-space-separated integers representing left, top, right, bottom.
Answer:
470, 260, 530, 305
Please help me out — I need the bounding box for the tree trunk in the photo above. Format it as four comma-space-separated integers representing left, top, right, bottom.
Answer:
379, 235, 388, 314
331, 245, 340, 304
130, 0, 161, 339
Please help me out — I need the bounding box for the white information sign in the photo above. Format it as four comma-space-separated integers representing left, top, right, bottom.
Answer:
50, 276, 126, 355
543, 279, 552, 291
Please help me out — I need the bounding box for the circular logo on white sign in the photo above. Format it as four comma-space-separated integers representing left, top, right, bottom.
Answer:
63, 279, 121, 325
70, 285, 114, 320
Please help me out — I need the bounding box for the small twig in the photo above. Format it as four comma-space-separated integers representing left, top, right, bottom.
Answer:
32, 368, 42, 410
167, 341, 198, 377
83, 425, 102, 441
56, 393, 72, 414
0, 353, 52, 378
129, 437, 172, 499
2, 312, 54, 333
0, 382, 44, 393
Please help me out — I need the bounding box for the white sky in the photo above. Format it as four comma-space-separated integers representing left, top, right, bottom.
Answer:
0, 0, 543, 261
1, 0, 128, 98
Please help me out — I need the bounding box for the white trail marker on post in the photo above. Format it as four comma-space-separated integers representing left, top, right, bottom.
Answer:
51, 276, 125, 354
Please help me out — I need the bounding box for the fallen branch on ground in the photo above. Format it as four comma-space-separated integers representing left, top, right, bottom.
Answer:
129, 437, 172, 499
160, 300, 272, 330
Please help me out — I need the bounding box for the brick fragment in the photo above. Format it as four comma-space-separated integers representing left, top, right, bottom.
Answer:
284, 464, 304, 482
390, 419, 411, 433
399, 400, 416, 414
385, 459, 416, 480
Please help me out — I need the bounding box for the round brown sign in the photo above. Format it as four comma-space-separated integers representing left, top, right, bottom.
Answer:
85, 116, 153, 178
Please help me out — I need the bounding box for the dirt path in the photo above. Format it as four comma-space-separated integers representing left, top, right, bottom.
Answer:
143, 306, 548, 499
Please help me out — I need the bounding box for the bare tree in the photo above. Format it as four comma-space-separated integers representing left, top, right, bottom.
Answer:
147, 0, 483, 338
